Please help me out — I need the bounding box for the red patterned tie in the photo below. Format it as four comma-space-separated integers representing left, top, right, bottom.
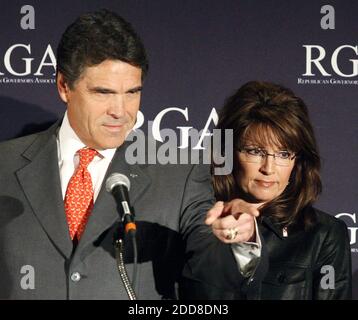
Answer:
64, 147, 98, 240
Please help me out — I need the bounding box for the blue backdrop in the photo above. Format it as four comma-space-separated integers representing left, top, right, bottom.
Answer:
0, 0, 357, 298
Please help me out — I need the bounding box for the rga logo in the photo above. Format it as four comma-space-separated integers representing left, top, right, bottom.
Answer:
134, 107, 218, 150
298, 5, 358, 86
298, 45, 358, 84
335, 212, 358, 252
127, 107, 234, 175
0, 5, 55, 84
303, 45, 358, 78
0, 44, 56, 84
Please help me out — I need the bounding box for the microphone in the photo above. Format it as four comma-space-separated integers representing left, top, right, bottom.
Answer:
106, 173, 136, 235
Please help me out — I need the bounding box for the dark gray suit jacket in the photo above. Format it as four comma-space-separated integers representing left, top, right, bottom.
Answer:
0, 121, 260, 299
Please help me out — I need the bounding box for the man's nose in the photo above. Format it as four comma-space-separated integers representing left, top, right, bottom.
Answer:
107, 95, 125, 118
259, 154, 275, 175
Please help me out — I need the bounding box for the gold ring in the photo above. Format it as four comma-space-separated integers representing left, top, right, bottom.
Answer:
225, 228, 239, 240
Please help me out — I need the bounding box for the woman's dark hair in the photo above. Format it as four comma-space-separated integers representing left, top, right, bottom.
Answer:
56, 9, 148, 88
213, 81, 322, 229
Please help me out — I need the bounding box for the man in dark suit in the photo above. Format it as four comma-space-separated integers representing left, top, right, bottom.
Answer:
0, 9, 266, 299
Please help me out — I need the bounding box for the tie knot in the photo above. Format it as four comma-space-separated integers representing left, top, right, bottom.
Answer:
78, 147, 98, 168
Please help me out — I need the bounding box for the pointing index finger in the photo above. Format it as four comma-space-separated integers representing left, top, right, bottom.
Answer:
205, 201, 225, 225
224, 199, 264, 218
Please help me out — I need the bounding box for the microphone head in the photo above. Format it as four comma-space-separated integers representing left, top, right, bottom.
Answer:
105, 173, 131, 193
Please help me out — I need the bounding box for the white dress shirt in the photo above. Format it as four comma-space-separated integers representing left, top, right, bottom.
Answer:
232, 218, 262, 277
57, 112, 116, 201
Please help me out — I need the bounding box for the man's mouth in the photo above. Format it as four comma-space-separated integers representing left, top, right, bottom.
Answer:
103, 124, 124, 132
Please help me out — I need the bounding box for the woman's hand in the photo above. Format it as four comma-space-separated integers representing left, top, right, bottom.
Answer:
205, 199, 263, 244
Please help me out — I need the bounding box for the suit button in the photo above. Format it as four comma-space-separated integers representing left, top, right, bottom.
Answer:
71, 272, 81, 282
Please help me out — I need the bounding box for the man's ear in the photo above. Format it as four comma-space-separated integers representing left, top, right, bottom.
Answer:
57, 72, 70, 103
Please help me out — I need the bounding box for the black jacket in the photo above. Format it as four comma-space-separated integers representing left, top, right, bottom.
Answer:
260, 207, 352, 299
179, 227, 269, 300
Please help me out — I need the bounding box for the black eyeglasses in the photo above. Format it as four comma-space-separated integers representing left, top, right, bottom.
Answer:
238, 146, 296, 167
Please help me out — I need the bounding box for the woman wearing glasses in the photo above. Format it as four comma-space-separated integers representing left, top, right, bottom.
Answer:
212, 81, 352, 299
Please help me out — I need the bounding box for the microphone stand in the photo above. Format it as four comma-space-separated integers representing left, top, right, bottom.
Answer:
114, 225, 138, 300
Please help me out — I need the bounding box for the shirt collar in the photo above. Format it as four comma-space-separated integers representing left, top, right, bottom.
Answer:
58, 111, 117, 161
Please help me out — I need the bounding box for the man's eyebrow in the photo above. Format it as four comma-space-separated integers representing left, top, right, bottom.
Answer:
89, 86, 117, 94
88, 86, 143, 94
126, 86, 143, 93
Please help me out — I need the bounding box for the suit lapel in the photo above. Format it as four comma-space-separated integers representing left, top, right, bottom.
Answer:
16, 123, 73, 259
73, 141, 151, 264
